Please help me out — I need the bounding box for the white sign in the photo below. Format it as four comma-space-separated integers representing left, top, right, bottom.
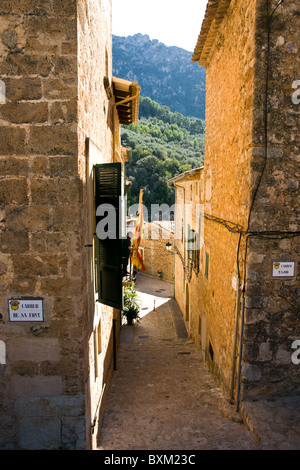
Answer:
8, 299, 44, 322
272, 261, 295, 278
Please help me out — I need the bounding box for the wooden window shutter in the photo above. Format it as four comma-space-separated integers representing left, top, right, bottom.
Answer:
94, 163, 123, 309
205, 252, 209, 279
187, 226, 195, 261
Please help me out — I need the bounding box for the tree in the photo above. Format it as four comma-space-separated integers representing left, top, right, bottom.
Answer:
122, 96, 205, 215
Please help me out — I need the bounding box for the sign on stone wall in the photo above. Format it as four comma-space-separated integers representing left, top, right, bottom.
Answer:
8, 299, 44, 322
272, 261, 295, 278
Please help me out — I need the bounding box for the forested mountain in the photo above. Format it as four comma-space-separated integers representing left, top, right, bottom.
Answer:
113, 34, 206, 216
123, 97, 205, 214
113, 34, 206, 120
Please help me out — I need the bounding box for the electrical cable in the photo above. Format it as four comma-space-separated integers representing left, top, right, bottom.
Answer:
204, 213, 244, 234
203, 212, 299, 239
235, 0, 288, 410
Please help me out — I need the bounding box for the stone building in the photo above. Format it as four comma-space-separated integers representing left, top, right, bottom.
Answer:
140, 222, 175, 282
0, 0, 139, 449
173, 0, 299, 407
169, 167, 205, 340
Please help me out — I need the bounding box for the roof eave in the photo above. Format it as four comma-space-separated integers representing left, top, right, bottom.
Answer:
112, 76, 141, 125
168, 166, 204, 185
192, 0, 232, 66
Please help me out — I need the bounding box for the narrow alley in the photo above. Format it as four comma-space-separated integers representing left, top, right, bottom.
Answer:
97, 274, 262, 451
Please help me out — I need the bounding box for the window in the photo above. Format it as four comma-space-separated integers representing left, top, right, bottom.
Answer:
94, 162, 123, 309
187, 225, 195, 261
193, 247, 200, 273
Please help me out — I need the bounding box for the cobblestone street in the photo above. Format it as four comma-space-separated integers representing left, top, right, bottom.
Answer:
97, 274, 264, 450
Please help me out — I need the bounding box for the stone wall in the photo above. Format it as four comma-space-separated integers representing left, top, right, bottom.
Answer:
77, 0, 117, 450
190, 0, 257, 393
173, 170, 205, 346
186, 0, 299, 400
0, 0, 117, 450
242, 0, 300, 397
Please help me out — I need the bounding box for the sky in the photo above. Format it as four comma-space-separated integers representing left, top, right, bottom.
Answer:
112, 0, 207, 53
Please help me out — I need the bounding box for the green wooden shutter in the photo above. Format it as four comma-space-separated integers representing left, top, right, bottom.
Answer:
205, 252, 209, 279
94, 163, 123, 309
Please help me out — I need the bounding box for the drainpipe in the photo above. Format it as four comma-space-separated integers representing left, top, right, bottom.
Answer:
232, 234, 247, 412
91, 382, 106, 435
230, 276, 241, 403
235, 290, 246, 412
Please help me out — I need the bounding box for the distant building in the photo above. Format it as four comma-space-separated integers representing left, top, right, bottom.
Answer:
140, 222, 175, 282
173, 0, 299, 408
0, 0, 139, 449
169, 167, 205, 341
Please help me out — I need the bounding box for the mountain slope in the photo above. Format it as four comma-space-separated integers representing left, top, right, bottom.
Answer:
122, 97, 204, 213
112, 34, 206, 120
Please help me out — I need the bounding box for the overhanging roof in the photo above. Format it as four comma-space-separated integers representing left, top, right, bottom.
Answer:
112, 77, 140, 125
192, 0, 231, 66
168, 167, 204, 185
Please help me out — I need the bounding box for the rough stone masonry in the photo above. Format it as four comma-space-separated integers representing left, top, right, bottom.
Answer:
184, 0, 300, 401
0, 0, 119, 450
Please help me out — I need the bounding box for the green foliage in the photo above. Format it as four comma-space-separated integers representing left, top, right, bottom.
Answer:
139, 97, 205, 135
123, 97, 205, 215
113, 35, 206, 215
122, 284, 141, 325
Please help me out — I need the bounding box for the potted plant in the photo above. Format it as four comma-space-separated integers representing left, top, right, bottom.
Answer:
122, 284, 141, 325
